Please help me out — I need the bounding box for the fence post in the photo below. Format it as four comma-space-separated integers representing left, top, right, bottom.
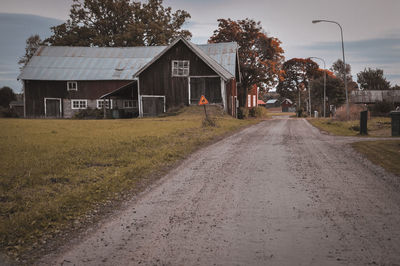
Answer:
360, 110, 368, 135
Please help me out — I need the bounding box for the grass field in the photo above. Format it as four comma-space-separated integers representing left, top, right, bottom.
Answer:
308, 117, 392, 137
352, 140, 400, 176
0, 106, 256, 258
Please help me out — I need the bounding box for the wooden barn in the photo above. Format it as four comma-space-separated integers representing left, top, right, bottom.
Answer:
281, 98, 294, 112
18, 37, 241, 118
247, 84, 259, 108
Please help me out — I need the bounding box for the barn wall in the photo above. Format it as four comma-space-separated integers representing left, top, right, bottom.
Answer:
24, 80, 132, 117
139, 40, 218, 111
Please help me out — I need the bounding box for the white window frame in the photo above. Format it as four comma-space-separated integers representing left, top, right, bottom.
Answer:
97, 99, 113, 109
71, 99, 87, 110
172, 60, 189, 77
253, 95, 256, 107
248, 95, 251, 107
123, 100, 137, 109
67, 81, 78, 91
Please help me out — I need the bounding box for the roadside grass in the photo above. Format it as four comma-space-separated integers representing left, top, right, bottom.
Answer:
0, 106, 256, 259
308, 117, 392, 137
352, 140, 400, 176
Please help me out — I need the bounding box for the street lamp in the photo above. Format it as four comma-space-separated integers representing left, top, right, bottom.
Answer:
312, 19, 349, 120
309, 56, 326, 117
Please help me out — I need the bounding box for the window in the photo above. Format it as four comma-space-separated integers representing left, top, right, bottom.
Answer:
71, 99, 87, 109
97, 99, 112, 109
172, 60, 189, 77
67, 81, 77, 91
253, 95, 256, 107
248, 95, 251, 107
123, 100, 137, 108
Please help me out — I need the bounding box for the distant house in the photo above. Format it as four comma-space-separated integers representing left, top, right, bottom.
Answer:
257, 99, 266, 107
281, 98, 294, 112
18, 37, 241, 118
266, 99, 280, 108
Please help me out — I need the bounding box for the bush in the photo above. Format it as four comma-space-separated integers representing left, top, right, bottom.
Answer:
0, 107, 19, 118
73, 108, 104, 119
237, 107, 249, 119
369, 101, 395, 117
335, 104, 365, 121
250, 106, 268, 118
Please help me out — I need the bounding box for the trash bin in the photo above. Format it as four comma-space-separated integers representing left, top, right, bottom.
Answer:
360, 110, 368, 135
390, 111, 400, 136
314, 111, 318, 118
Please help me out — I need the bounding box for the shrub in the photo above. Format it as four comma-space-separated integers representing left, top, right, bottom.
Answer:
335, 104, 365, 121
250, 106, 268, 118
73, 108, 104, 119
238, 107, 249, 119
369, 101, 395, 117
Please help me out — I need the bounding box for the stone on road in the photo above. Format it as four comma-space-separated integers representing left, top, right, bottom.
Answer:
45, 117, 400, 265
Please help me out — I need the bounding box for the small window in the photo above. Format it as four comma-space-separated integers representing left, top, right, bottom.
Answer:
67, 81, 78, 91
71, 99, 87, 109
97, 99, 112, 109
172, 60, 189, 77
123, 100, 137, 108
253, 95, 256, 107
248, 95, 251, 107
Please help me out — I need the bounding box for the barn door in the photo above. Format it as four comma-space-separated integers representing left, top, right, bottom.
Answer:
142, 96, 165, 117
45, 98, 61, 118
190, 77, 221, 104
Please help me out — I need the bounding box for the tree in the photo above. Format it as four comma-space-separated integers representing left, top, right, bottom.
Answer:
45, 0, 191, 47
208, 18, 285, 105
310, 75, 346, 113
392, 84, 400, 90
357, 67, 391, 90
330, 59, 352, 83
18, 34, 42, 69
276, 58, 320, 110
0, 87, 16, 108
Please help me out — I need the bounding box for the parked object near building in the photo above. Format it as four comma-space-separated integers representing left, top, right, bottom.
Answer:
281, 98, 295, 112
18, 37, 241, 118
390, 111, 400, 137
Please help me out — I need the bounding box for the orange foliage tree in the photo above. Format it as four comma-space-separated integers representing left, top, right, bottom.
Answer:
209, 18, 284, 106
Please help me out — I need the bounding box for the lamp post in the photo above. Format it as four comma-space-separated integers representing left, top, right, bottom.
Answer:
309, 56, 326, 117
312, 19, 349, 120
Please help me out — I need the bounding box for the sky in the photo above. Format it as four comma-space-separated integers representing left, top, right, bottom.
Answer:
1, 0, 399, 92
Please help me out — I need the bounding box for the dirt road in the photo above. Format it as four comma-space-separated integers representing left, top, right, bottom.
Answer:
43, 117, 400, 265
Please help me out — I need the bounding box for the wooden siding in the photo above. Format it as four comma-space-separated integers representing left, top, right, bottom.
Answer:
226, 79, 237, 117
138, 40, 218, 111
24, 80, 131, 117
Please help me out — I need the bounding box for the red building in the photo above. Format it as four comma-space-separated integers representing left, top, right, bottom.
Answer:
247, 84, 259, 108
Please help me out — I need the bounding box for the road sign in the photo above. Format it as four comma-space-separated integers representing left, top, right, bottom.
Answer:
199, 95, 209, 105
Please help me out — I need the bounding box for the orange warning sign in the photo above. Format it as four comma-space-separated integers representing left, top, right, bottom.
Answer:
198, 95, 209, 105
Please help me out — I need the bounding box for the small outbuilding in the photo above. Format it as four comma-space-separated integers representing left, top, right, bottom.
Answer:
266, 99, 280, 108
281, 98, 294, 112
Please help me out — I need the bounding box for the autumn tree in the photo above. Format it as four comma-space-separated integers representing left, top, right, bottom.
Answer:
208, 18, 284, 105
357, 67, 391, 90
45, 0, 191, 47
276, 58, 320, 110
18, 34, 42, 69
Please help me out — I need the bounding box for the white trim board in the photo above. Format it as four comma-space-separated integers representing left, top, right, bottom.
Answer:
44, 97, 62, 117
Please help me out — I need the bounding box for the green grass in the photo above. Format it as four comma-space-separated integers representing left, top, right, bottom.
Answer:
0, 106, 256, 258
352, 140, 400, 176
309, 117, 392, 137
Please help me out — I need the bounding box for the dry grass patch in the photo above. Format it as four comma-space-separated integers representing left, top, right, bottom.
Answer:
0, 106, 256, 259
352, 140, 400, 176
309, 117, 392, 137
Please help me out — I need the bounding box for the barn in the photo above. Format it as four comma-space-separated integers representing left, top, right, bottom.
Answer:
18, 37, 241, 118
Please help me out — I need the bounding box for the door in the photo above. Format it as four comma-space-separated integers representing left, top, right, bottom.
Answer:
190, 77, 221, 104
45, 98, 61, 118
142, 96, 165, 117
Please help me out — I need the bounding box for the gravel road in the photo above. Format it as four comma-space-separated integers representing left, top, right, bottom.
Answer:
43, 117, 400, 265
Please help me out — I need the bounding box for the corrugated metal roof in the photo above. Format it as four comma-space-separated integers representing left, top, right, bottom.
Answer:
351, 90, 400, 103
266, 99, 279, 104
18, 39, 238, 81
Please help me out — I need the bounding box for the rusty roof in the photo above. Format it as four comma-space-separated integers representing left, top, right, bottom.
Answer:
18, 39, 238, 81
